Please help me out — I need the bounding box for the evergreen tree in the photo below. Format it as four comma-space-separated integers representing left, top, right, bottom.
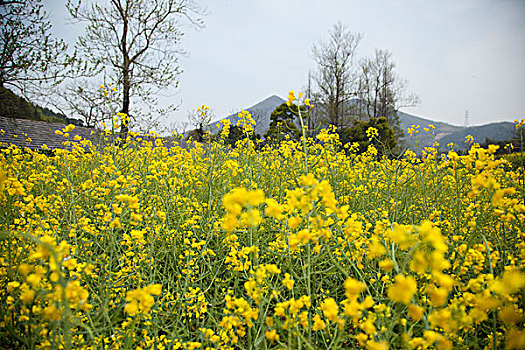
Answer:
338, 116, 397, 155
264, 102, 306, 142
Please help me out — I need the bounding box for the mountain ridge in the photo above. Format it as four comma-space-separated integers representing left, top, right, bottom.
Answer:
210, 95, 516, 150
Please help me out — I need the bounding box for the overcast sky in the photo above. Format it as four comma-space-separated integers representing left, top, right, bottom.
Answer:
47, 0, 525, 127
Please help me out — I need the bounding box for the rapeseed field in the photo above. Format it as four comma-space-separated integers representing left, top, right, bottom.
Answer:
1, 94, 524, 349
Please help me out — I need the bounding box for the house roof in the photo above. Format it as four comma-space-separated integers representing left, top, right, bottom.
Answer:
0, 116, 97, 150
0, 115, 194, 151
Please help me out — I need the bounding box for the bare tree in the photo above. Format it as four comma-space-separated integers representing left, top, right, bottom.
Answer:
0, 0, 70, 97
357, 49, 420, 135
57, 80, 118, 127
311, 22, 362, 128
66, 0, 204, 136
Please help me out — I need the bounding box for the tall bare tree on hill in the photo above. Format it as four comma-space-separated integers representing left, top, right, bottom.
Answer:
66, 0, 204, 136
357, 49, 420, 137
311, 22, 362, 128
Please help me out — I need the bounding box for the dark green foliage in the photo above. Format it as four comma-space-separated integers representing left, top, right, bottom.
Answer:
224, 125, 245, 147
338, 116, 397, 154
225, 125, 260, 148
187, 128, 205, 143
189, 124, 259, 147
264, 103, 307, 142
479, 137, 520, 155
0, 86, 68, 123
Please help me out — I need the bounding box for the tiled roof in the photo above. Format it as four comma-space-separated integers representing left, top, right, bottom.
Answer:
0, 115, 97, 150
0, 115, 194, 151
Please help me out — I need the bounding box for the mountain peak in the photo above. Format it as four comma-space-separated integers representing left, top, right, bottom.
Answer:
207, 95, 284, 136
247, 95, 285, 111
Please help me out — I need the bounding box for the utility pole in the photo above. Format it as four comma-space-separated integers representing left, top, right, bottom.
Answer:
464, 110, 469, 127
306, 70, 312, 99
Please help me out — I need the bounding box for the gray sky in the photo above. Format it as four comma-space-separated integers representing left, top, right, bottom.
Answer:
47, 0, 525, 127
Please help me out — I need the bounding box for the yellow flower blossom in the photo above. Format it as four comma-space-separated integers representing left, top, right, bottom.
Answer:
265, 329, 279, 341
312, 314, 326, 331
124, 284, 162, 316
388, 274, 417, 305
344, 277, 366, 300
320, 298, 339, 322
408, 304, 424, 321
282, 273, 294, 290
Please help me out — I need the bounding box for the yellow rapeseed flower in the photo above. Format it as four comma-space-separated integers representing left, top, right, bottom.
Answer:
282, 273, 294, 290
265, 329, 279, 342
388, 274, 417, 305
344, 277, 366, 301
312, 314, 326, 331
124, 284, 162, 316
320, 298, 339, 322
287, 90, 296, 106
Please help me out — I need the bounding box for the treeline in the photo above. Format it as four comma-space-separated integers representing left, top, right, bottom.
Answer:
0, 86, 83, 126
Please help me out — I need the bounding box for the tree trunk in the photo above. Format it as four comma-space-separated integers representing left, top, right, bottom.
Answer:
119, 8, 130, 140
120, 67, 130, 138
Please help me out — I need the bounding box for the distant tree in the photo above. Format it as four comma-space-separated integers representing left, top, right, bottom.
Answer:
479, 136, 520, 155
0, 0, 70, 97
187, 105, 212, 142
66, 0, 204, 136
222, 124, 261, 148
264, 102, 306, 142
0, 86, 38, 119
338, 116, 397, 154
223, 125, 243, 146
356, 49, 419, 138
311, 22, 362, 128
169, 120, 191, 136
